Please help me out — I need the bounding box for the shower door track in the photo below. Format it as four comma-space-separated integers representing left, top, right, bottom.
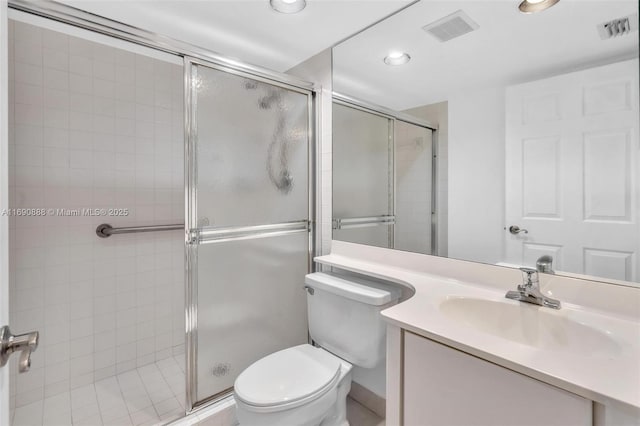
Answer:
333, 93, 438, 131
7, 0, 316, 93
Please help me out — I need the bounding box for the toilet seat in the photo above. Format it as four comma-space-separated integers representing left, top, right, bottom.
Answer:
235, 344, 342, 413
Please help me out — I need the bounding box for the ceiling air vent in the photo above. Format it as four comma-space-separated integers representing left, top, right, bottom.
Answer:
597, 14, 638, 40
422, 10, 479, 43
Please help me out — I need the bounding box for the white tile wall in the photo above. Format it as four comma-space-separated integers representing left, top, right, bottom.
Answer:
404, 101, 449, 257
7, 20, 184, 410
394, 123, 432, 255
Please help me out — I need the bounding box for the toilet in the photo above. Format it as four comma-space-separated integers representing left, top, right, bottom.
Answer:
234, 272, 401, 426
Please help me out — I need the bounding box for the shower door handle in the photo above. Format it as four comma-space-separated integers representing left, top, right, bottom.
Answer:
0, 325, 39, 373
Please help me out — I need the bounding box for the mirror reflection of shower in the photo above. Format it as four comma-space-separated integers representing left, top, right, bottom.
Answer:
244, 80, 296, 194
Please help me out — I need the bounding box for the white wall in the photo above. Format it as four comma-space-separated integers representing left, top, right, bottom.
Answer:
447, 87, 505, 265
287, 49, 333, 257
7, 20, 184, 409
290, 50, 391, 399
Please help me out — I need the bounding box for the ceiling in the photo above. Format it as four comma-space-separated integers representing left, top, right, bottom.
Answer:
333, 0, 640, 110
55, 0, 413, 72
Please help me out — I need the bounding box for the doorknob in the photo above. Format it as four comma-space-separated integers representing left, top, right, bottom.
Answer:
0, 325, 39, 373
508, 225, 528, 235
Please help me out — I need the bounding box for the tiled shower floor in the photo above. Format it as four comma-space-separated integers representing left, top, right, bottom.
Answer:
11, 356, 185, 426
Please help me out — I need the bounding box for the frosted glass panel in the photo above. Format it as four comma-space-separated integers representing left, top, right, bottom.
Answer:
188, 62, 312, 406
333, 225, 392, 249
195, 65, 309, 227
333, 103, 392, 218
195, 232, 309, 400
395, 122, 433, 254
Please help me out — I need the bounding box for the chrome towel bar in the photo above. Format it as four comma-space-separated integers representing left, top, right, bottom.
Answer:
332, 215, 395, 230
96, 223, 184, 238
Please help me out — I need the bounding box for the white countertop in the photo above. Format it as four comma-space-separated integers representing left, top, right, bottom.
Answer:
316, 242, 640, 412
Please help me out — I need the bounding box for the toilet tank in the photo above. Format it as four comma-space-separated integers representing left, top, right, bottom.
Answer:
304, 272, 401, 368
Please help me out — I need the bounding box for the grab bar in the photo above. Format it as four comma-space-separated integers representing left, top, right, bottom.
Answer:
96, 223, 183, 238
333, 215, 395, 230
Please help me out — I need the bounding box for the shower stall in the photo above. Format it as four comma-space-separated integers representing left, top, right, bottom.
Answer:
332, 94, 435, 254
4, 2, 314, 425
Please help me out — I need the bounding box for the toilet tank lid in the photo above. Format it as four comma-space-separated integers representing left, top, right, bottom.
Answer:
305, 272, 401, 306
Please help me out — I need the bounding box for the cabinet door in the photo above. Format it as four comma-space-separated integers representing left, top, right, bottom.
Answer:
403, 332, 592, 426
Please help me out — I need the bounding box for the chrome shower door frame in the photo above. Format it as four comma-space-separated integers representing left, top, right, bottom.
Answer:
184, 56, 316, 412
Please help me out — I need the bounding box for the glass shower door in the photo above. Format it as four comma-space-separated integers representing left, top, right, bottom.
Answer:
332, 102, 394, 247
185, 59, 312, 408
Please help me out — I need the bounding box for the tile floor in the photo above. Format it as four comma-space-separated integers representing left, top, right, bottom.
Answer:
346, 398, 385, 426
190, 397, 383, 426
11, 356, 185, 426
12, 360, 385, 426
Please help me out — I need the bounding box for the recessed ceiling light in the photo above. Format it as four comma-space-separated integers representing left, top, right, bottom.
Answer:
518, 0, 560, 14
384, 51, 411, 66
270, 0, 306, 14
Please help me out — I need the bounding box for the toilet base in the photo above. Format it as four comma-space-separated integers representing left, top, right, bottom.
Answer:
319, 366, 351, 426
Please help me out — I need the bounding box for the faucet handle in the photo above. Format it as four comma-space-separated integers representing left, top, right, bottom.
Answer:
536, 255, 554, 274
0, 326, 39, 373
519, 267, 539, 288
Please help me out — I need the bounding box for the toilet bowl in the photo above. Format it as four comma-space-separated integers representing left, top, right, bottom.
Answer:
234, 272, 401, 426
235, 344, 352, 426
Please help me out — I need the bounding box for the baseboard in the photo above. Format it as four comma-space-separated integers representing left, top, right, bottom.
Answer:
348, 381, 386, 419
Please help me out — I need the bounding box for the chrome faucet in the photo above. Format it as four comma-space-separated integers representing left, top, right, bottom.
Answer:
505, 268, 561, 309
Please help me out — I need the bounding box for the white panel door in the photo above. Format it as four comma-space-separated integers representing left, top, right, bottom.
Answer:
505, 59, 640, 283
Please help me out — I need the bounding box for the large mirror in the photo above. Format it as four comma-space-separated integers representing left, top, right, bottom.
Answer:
332, 0, 640, 286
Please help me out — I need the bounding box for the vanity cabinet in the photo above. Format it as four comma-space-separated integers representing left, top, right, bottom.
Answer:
401, 331, 592, 426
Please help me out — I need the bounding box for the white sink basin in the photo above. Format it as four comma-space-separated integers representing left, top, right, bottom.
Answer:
439, 297, 621, 357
